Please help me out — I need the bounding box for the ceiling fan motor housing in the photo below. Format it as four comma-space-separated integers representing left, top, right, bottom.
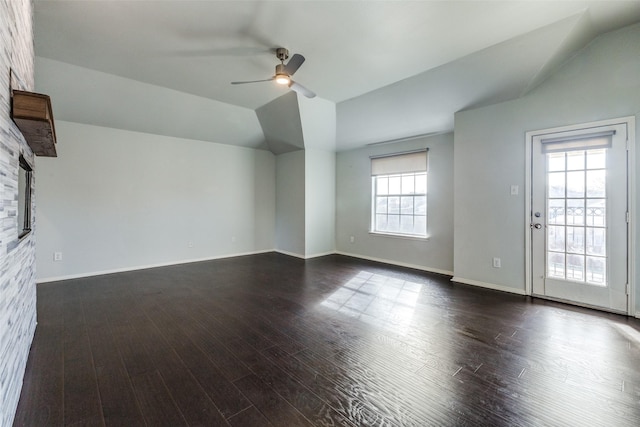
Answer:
275, 48, 289, 61
275, 63, 287, 76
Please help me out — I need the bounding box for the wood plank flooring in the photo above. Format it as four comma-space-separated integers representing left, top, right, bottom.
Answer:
13, 253, 640, 426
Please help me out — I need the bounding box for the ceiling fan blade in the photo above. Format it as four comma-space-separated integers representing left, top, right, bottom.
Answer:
289, 81, 316, 98
231, 77, 275, 85
284, 53, 305, 76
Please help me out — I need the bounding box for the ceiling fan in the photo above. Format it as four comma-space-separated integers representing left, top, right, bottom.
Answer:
231, 48, 316, 98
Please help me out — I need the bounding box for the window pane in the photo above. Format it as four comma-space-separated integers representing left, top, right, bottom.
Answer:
548, 172, 565, 198
548, 252, 565, 278
566, 226, 584, 254
548, 153, 565, 172
400, 215, 414, 233
544, 147, 608, 287
388, 176, 401, 194
586, 256, 606, 286
387, 214, 400, 232
566, 199, 584, 225
400, 197, 413, 214
388, 196, 400, 214
586, 228, 606, 256
376, 197, 388, 214
586, 170, 605, 198
566, 171, 584, 198
586, 149, 605, 169
548, 226, 565, 252
415, 196, 426, 215
566, 151, 584, 171
377, 177, 388, 195
376, 214, 388, 232
415, 216, 426, 236
586, 199, 606, 226
415, 173, 427, 194
566, 254, 585, 281
402, 175, 415, 194
548, 199, 565, 225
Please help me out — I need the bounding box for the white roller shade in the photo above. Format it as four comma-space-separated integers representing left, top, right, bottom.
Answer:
371, 150, 428, 176
541, 131, 614, 153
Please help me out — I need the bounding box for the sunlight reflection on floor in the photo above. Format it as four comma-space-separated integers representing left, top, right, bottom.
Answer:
320, 271, 423, 334
612, 323, 640, 346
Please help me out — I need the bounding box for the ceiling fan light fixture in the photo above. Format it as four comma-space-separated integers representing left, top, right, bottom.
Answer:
275, 74, 290, 85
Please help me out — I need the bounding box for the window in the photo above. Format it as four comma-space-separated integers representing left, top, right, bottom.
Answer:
542, 131, 613, 285
371, 150, 427, 237
18, 155, 32, 238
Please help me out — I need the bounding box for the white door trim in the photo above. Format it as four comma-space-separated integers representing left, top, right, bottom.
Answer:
525, 116, 636, 316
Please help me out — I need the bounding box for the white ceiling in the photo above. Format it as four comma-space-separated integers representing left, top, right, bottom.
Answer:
34, 1, 640, 151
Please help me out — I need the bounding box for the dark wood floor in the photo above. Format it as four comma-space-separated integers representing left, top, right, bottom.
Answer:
13, 253, 640, 426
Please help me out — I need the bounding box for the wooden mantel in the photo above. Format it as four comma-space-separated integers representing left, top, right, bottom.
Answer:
11, 90, 57, 157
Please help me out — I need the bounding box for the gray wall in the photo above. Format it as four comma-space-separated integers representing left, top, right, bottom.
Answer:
305, 149, 336, 257
299, 96, 336, 151
275, 150, 306, 256
0, 1, 36, 426
335, 133, 454, 274
274, 148, 336, 259
256, 92, 304, 154
454, 23, 640, 311
35, 121, 276, 281
299, 95, 337, 257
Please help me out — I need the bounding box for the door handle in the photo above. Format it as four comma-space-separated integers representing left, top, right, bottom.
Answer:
531, 223, 542, 229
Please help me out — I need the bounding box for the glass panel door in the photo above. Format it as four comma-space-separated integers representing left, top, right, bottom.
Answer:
531, 121, 629, 313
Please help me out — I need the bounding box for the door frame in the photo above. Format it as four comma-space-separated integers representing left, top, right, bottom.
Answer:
525, 116, 636, 316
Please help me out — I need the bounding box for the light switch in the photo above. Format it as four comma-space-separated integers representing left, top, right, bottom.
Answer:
510, 185, 519, 196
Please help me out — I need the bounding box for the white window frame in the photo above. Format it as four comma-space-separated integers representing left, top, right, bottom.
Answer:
370, 150, 428, 239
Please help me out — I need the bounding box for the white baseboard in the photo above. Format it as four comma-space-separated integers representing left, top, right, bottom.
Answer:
36, 249, 274, 284
450, 276, 527, 295
274, 249, 337, 259
335, 251, 453, 276
274, 249, 307, 259
305, 250, 337, 259
38, 250, 527, 301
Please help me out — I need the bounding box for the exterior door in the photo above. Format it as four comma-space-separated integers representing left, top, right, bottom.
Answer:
530, 121, 629, 313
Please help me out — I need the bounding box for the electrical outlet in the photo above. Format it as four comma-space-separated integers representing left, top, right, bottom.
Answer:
232, 236, 236, 242
53, 252, 62, 261
188, 241, 193, 248
349, 236, 355, 243
493, 257, 501, 268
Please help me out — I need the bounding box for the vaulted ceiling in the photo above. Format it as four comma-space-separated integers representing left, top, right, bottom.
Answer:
34, 1, 640, 152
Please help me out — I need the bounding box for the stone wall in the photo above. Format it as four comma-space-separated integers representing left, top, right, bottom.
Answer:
0, 1, 36, 426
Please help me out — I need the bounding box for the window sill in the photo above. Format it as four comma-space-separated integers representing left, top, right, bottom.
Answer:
369, 231, 430, 242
